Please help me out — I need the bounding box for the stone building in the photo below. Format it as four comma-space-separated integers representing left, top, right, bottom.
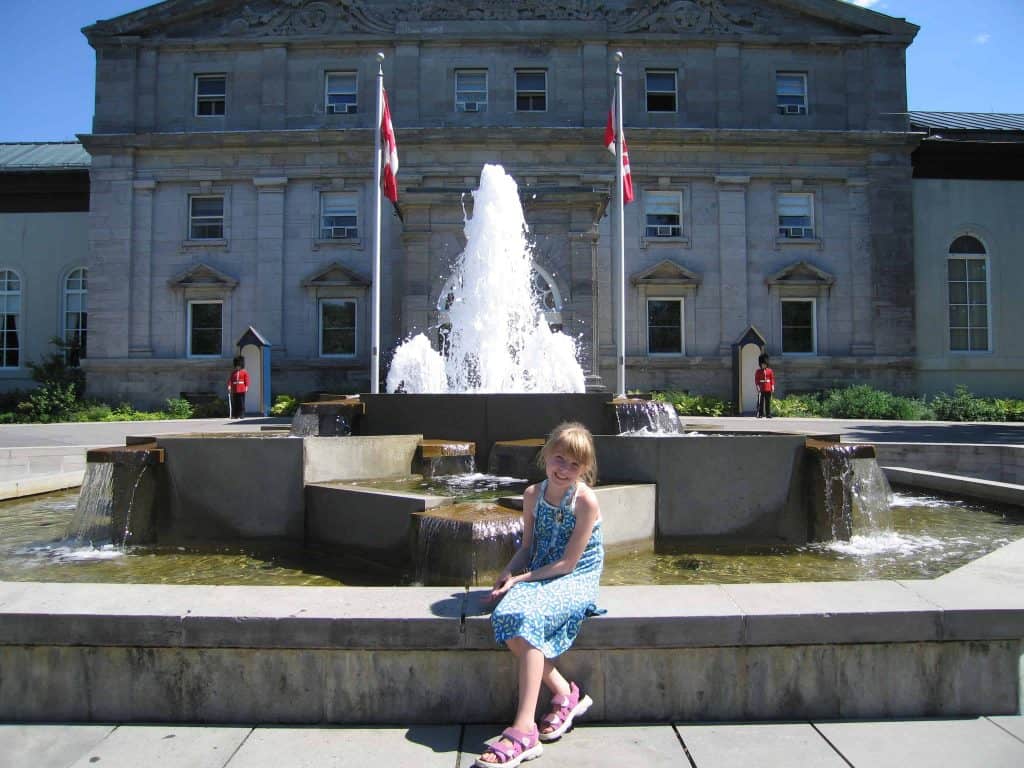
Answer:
80, 0, 920, 409
0, 143, 91, 393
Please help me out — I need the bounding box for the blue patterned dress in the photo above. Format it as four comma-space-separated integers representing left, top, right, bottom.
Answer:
491, 480, 604, 658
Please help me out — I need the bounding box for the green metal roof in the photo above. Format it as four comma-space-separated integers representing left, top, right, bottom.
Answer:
909, 112, 1024, 132
0, 142, 90, 171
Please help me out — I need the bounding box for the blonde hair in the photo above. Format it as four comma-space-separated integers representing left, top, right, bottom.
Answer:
538, 421, 597, 485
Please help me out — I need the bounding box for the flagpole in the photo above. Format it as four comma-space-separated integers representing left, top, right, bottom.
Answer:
371, 52, 384, 394
613, 51, 626, 397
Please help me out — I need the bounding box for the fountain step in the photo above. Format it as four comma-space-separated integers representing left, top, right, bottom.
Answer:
85, 445, 164, 465
414, 439, 476, 478
488, 438, 544, 480
883, 466, 1024, 507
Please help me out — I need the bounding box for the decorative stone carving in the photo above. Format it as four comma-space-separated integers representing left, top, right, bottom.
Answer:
611, 0, 762, 35
397, 0, 602, 22
227, 0, 395, 36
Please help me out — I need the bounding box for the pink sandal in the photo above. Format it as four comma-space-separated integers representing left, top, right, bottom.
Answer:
539, 681, 593, 742
475, 725, 543, 767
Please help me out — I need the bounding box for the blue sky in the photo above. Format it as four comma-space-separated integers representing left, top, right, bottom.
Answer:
0, 0, 1021, 142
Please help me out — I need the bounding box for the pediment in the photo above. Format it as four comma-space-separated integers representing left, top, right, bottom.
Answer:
767, 260, 835, 286
85, 0, 917, 43
302, 261, 369, 287
169, 262, 238, 289
631, 259, 701, 286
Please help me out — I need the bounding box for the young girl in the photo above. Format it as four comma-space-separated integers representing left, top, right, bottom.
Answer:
477, 422, 604, 767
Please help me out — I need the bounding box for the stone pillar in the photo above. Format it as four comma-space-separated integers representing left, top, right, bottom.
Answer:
398, 203, 434, 340
254, 177, 287, 350
136, 49, 158, 133
129, 179, 155, 356
582, 43, 609, 127
847, 179, 875, 354
716, 175, 750, 355
260, 45, 287, 131
394, 43, 421, 124
569, 229, 600, 384
715, 43, 742, 128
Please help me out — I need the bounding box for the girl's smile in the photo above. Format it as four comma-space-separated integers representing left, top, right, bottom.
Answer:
546, 452, 583, 489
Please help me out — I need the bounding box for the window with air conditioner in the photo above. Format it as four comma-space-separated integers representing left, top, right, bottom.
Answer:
515, 70, 547, 112
195, 74, 226, 117
776, 72, 807, 115
455, 70, 487, 112
320, 192, 359, 240
777, 193, 814, 239
326, 71, 358, 114
644, 191, 683, 238
645, 70, 677, 112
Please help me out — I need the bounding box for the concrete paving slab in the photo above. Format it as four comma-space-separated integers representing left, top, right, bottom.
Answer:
64, 725, 251, 768
677, 722, 848, 767
816, 717, 1024, 768
461, 724, 686, 768
0, 724, 115, 768
722, 580, 942, 645
989, 716, 1024, 744
225, 726, 459, 767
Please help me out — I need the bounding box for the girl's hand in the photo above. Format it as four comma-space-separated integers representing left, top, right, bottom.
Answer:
487, 572, 518, 602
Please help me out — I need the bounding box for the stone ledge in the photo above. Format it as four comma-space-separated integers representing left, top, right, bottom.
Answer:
883, 466, 1024, 506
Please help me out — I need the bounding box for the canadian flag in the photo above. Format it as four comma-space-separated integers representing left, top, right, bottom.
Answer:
604, 107, 634, 204
381, 88, 399, 203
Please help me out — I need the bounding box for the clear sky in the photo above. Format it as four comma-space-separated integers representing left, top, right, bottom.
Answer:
0, 0, 1021, 142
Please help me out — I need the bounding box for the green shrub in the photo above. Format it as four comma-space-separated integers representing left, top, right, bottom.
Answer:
653, 391, 734, 417
192, 397, 228, 418
163, 397, 194, 419
931, 385, 1004, 422
16, 381, 79, 423
995, 398, 1024, 422
772, 393, 823, 418
819, 385, 932, 421
69, 402, 114, 422
270, 394, 300, 417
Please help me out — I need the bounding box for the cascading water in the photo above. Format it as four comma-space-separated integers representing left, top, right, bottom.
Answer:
813, 443, 895, 546
414, 503, 523, 585
614, 400, 683, 435
64, 462, 115, 547
386, 164, 586, 393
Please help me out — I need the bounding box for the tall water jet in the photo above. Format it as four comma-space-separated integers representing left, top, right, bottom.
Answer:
387, 164, 586, 393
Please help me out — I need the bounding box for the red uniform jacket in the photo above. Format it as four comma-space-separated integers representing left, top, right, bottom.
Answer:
228, 369, 250, 394
754, 367, 775, 393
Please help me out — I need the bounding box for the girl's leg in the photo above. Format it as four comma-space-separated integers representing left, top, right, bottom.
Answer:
478, 636, 545, 764
541, 659, 571, 698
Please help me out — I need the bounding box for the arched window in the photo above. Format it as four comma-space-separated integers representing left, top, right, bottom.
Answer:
947, 235, 989, 352
0, 269, 21, 368
63, 267, 87, 365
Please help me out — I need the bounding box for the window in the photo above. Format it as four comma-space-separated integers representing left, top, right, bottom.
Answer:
320, 193, 358, 240
189, 196, 224, 240
781, 299, 816, 354
320, 299, 356, 356
947, 235, 989, 352
777, 193, 814, 239
325, 71, 358, 114
195, 74, 226, 117
188, 300, 222, 357
0, 270, 20, 368
645, 191, 683, 238
647, 298, 683, 355
455, 69, 487, 112
63, 267, 87, 365
515, 70, 546, 112
776, 72, 807, 115
646, 70, 677, 112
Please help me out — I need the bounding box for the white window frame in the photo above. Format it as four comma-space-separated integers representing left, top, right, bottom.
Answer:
645, 70, 677, 113
187, 299, 224, 359
194, 74, 226, 117
777, 192, 815, 240
188, 195, 225, 240
455, 69, 488, 112
644, 190, 684, 239
0, 268, 22, 369
319, 192, 359, 241
325, 71, 358, 114
947, 237, 991, 353
63, 267, 87, 364
515, 69, 547, 112
776, 72, 807, 115
780, 297, 817, 355
646, 297, 685, 356
319, 298, 358, 357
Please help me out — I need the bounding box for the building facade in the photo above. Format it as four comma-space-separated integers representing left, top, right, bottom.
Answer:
80, 0, 920, 408
0, 143, 91, 393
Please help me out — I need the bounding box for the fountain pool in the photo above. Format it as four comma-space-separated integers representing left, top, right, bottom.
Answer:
3, 486, 1021, 587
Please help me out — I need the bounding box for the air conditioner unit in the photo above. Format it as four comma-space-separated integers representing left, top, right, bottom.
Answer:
327, 104, 338, 114
345, 103, 358, 114
655, 226, 676, 237
327, 227, 357, 239
783, 104, 807, 115
780, 226, 814, 239
460, 101, 479, 112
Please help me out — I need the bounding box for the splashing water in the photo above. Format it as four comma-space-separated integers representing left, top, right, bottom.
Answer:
387, 164, 585, 393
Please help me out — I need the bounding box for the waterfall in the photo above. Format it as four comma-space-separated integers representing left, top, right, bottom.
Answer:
812, 443, 893, 541
414, 503, 522, 585
64, 462, 115, 547
614, 400, 683, 434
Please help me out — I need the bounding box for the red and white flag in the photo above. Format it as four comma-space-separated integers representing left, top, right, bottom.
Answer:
381, 88, 399, 203
604, 107, 634, 204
